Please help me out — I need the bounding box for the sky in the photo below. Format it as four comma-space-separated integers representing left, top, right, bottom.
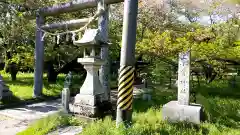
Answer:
176, 0, 239, 25
177, 15, 228, 25
139, 0, 239, 25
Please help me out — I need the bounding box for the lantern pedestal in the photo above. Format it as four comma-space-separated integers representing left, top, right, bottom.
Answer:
70, 57, 105, 117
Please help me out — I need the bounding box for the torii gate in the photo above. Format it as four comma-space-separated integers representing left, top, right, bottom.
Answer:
31, 0, 124, 99
24, 0, 138, 126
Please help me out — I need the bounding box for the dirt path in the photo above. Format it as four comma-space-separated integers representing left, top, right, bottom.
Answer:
0, 86, 146, 135
0, 99, 62, 135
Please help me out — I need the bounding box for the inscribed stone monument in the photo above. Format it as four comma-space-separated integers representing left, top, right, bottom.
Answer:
177, 51, 190, 105
162, 51, 203, 124
0, 75, 12, 100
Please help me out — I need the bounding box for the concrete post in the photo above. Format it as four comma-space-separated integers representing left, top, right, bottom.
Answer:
116, 0, 138, 126
62, 88, 70, 113
33, 13, 44, 97
98, 2, 110, 101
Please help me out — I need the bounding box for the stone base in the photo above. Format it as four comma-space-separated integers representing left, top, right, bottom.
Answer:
162, 101, 203, 124
70, 94, 113, 118
70, 103, 97, 117
73, 94, 100, 106
70, 101, 113, 118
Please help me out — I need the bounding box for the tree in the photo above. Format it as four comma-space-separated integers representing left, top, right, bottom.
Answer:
0, 0, 100, 82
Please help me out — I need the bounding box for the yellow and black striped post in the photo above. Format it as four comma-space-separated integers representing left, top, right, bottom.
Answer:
117, 66, 135, 110
116, 0, 138, 126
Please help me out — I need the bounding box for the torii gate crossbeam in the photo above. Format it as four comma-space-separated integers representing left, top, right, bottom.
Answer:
24, 0, 124, 18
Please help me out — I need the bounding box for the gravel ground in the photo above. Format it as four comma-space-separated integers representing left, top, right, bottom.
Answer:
0, 115, 30, 135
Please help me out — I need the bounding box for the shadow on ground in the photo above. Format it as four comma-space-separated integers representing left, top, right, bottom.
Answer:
13, 101, 60, 113
0, 95, 22, 106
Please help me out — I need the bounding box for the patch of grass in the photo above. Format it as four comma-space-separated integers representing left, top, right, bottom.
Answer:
0, 72, 117, 105
0, 72, 81, 105
18, 78, 240, 135
79, 80, 240, 135
194, 79, 240, 128
17, 112, 86, 135
1, 73, 65, 100
80, 108, 240, 135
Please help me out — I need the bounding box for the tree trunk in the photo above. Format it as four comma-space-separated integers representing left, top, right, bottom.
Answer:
197, 74, 200, 87
208, 72, 217, 83
9, 62, 18, 81
11, 72, 17, 81
168, 76, 172, 89
47, 61, 58, 83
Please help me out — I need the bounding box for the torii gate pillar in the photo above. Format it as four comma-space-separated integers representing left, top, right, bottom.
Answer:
33, 13, 45, 97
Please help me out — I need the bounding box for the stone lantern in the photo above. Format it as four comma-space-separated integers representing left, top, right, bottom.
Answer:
70, 29, 108, 117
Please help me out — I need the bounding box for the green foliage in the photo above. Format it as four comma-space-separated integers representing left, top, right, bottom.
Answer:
148, 60, 174, 84
108, 20, 122, 60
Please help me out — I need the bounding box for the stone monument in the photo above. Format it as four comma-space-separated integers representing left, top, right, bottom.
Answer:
142, 79, 152, 101
69, 29, 109, 117
0, 75, 12, 100
162, 51, 203, 124
61, 72, 72, 113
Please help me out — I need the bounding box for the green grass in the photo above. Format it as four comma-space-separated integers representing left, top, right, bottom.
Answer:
0, 72, 83, 105
3, 73, 64, 99
0, 72, 118, 105
17, 111, 86, 135
19, 78, 240, 135
80, 109, 240, 135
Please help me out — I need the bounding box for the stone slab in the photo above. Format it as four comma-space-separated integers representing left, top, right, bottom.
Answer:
47, 126, 83, 135
162, 101, 202, 124
0, 99, 62, 121
73, 94, 97, 106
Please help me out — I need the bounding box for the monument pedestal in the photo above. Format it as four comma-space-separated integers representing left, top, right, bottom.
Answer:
70, 102, 98, 117
162, 101, 203, 124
